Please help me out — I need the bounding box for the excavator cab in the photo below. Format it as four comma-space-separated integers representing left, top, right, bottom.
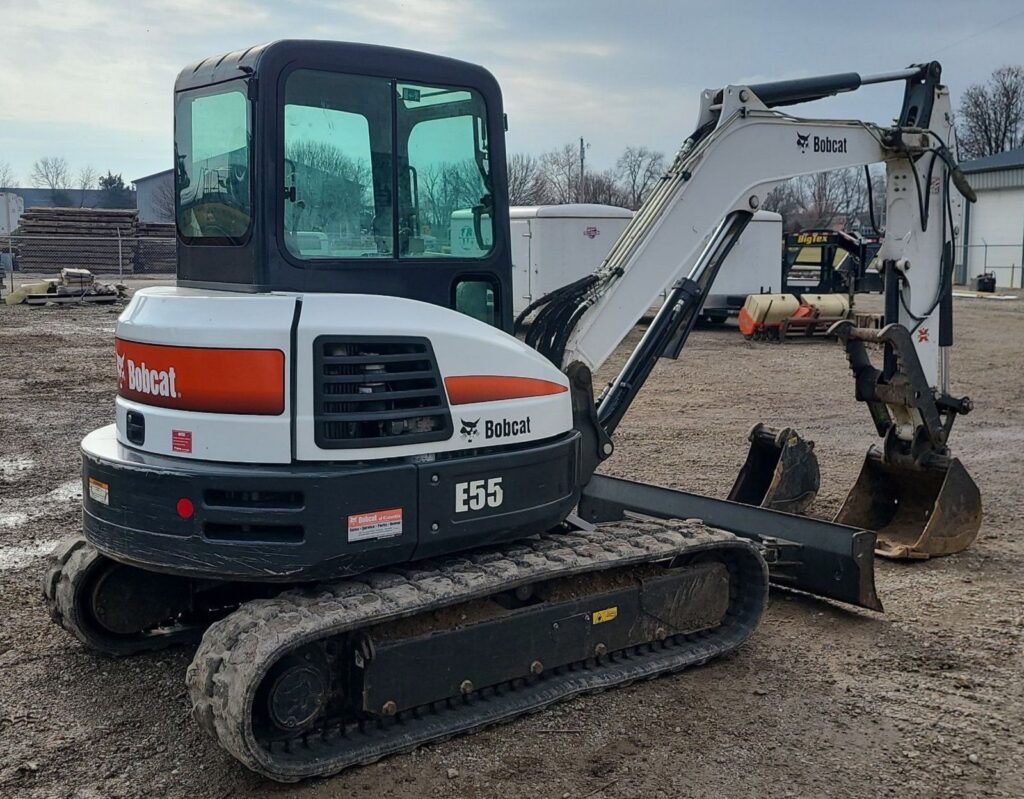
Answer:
173, 41, 513, 330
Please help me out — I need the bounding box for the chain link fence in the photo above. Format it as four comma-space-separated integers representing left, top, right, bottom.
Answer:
4, 233, 1020, 291
957, 243, 1023, 289
3, 234, 176, 280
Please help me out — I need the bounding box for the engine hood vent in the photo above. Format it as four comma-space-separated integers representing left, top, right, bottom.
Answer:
313, 336, 452, 449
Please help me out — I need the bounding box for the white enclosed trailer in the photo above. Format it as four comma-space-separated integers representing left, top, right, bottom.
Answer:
508, 204, 634, 317
700, 210, 783, 322
455, 204, 781, 321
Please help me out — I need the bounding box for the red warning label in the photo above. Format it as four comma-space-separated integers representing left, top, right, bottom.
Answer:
347, 508, 403, 542
171, 429, 193, 453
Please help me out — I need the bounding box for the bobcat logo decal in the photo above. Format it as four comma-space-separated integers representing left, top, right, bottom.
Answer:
796, 132, 810, 151
116, 353, 126, 387
459, 418, 480, 443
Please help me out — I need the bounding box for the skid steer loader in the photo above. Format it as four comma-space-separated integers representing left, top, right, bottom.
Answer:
44, 42, 978, 781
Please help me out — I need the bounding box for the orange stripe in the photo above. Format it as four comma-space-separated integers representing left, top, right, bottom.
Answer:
445, 375, 567, 405
116, 339, 285, 415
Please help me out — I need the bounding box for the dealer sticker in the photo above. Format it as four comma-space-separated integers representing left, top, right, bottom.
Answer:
172, 429, 192, 453
347, 508, 403, 542
88, 477, 109, 506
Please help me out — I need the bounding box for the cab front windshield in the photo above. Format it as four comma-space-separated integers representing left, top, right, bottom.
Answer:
283, 70, 493, 260
175, 84, 251, 243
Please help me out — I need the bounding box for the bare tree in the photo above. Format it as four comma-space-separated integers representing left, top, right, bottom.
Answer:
418, 160, 481, 243
616, 146, 665, 209
798, 169, 864, 229
580, 169, 628, 206
506, 153, 545, 206
76, 165, 99, 207
762, 181, 805, 223
538, 143, 581, 204
0, 161, 15, 188
153, 180, 177, 223
31, 156, 70, 191
764, 167, 882, 232
285, 141, 370, 235
956, 66, 1024, 160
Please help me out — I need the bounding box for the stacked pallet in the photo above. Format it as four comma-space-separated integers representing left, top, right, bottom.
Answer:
14, 208, 139, 275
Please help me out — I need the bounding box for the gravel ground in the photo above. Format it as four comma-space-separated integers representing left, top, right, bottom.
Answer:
1, 287, 1021, 799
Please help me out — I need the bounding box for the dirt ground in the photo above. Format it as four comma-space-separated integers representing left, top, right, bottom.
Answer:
1, 285, 1022, 799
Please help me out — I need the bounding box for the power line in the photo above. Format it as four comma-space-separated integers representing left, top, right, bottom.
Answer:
933, 8, 1024, 55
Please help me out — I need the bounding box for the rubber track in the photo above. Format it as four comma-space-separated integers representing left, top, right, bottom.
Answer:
43, 536, 206, 656
187, 519, 768, 781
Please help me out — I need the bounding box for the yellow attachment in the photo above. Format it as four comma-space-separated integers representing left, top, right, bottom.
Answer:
741, 293, 800, 325
799, 293, 850, 317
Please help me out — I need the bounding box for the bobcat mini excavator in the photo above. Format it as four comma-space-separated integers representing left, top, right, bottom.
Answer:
45, 42, 979, 780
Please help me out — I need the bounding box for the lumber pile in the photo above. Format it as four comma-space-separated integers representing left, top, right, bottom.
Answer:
13, 208, 137, 274
5, 268, 126, 306
134, 221, 177, 273
12, 208, 176, 275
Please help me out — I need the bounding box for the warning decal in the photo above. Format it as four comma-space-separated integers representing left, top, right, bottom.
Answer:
348, 508, 404, 542
88, 477, 109, 506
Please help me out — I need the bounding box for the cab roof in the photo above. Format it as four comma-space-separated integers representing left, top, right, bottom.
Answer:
174, 39, 500, 94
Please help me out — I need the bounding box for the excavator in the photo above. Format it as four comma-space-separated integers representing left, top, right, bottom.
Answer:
44, 42, 981, 781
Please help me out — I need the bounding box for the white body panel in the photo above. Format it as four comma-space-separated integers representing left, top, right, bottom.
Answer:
115, 287, 297, 463
509, 205, 634, 316
702, 211, 783, 311
114, 287, 573, 465
295, 294, 572, 460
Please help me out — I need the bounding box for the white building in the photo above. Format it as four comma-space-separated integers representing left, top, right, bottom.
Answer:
960, 148, 1024, 289
133, 169, 174, 224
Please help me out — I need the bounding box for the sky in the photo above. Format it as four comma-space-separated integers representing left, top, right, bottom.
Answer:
2, 0, 1023, 187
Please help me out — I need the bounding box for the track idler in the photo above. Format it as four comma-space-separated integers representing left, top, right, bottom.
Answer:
728, 424, 820, 514
831, 321, 982, 560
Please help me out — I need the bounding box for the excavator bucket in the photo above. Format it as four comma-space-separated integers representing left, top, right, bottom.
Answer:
728, 424, 820, 515
834, 449, 982, 559
829, 320, 982, 560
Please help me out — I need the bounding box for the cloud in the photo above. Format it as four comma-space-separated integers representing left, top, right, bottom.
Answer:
2, 0, 1022, 183
337, 0, 499, 39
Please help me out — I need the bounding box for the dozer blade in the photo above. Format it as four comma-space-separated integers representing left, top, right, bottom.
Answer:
728, 424, 820, 514
835, 448, 982, 560
580, 473, 882, 612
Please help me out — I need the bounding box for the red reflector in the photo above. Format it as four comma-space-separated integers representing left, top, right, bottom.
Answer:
116, 338, 285, 415
176, 498, 194, 519
444, 375, 568, 405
